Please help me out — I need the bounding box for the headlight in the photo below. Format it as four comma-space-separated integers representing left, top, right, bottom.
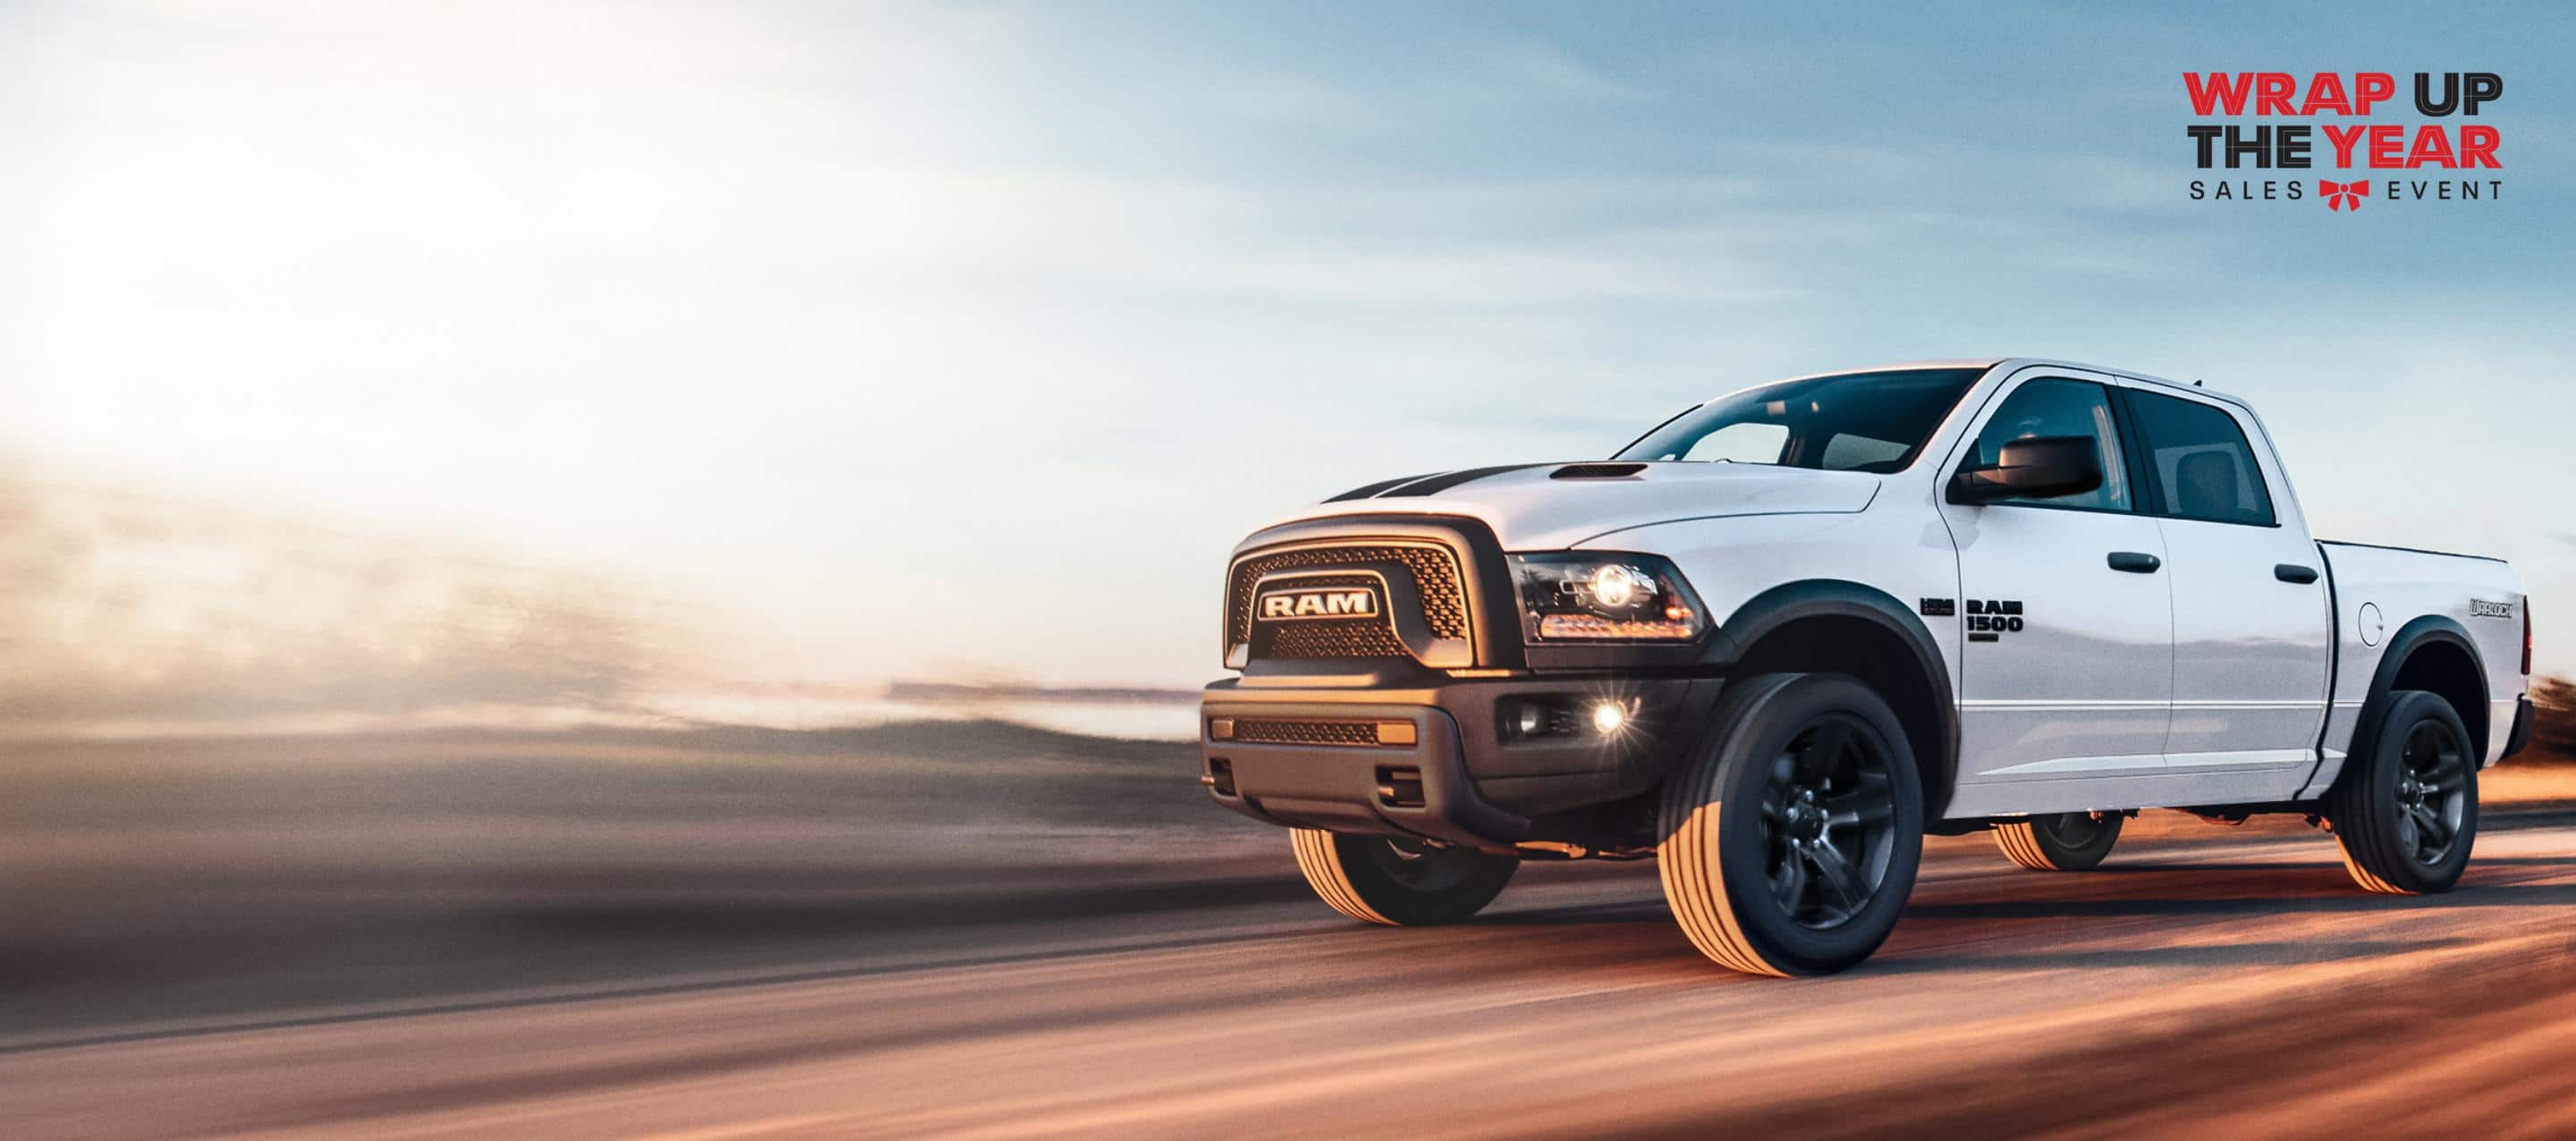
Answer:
1589, 563, 1648, 608
1509, 554, 1707, 642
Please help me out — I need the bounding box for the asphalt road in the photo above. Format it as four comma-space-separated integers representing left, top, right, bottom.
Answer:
13, 802, 2576, 1139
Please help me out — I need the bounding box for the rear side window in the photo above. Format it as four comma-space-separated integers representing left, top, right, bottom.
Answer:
2128, 391, 2276, 526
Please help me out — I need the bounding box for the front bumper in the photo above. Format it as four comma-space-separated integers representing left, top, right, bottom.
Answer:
1199, 676, 1717, 848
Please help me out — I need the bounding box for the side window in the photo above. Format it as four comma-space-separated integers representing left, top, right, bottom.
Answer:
2129, 391, 2276, 525
1965, 378, 2131, 511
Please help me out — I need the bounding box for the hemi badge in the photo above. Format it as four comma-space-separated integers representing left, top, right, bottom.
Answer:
1920, 597, 1957, 617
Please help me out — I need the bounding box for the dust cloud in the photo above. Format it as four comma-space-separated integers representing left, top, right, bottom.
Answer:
0, 458, 670, 736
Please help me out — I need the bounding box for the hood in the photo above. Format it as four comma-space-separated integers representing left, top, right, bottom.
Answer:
1276, 461, 1882, 550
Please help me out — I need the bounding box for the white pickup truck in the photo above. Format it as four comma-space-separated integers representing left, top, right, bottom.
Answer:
1199, 359, 2535, 976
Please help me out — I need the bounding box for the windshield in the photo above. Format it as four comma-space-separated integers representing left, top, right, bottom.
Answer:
1613, 368, 1985, 473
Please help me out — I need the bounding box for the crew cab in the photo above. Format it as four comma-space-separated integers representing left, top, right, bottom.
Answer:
1199, 359, 2535, 976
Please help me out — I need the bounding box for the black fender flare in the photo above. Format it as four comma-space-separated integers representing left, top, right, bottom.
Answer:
2343, 614, 2490, 773
1705, 579, 1962, 815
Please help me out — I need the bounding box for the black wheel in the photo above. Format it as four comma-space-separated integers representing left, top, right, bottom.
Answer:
1993, 811, 2123, 871
1657, 672, 1924, 976
1289, 829, 1518, 925
2326, 689, 2479, 894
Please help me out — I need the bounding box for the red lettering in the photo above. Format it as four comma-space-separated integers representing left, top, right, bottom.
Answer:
2354, 72, 2395, 115
2185, 72, 2253, 115
2254, 72, 2295, 115
2299, 73, 2352, 115
2461, 124, 2501, 168
2367, 124, 2405, 166
2322, 124, 2368, 167
2405, 126, 2456, 168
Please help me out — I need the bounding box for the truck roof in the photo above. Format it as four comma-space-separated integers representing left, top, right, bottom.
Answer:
1802, 358, 2252, 409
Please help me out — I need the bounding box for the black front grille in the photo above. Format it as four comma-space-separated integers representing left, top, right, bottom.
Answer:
1231, 718, 1383, 748
1247, 571, 1406, 659
1267, 619, 1411, 659
1225, 541, 1469, 663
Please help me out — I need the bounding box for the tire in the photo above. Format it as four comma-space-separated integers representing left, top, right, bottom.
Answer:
1993, 811, 2123, 871
1289, 828, 1518, 925
1657, 672, 1924, 976
2326, 689, 2479, 894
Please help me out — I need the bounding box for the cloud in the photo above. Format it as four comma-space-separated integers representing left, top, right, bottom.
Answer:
1485, 44, 1649, 103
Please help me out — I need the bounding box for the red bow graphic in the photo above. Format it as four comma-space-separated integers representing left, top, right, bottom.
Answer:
2320, 179, 2369, 211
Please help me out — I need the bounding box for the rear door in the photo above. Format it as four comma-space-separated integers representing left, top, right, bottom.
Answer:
2120, 385, 2330, 794
1936, 369, 2174, 801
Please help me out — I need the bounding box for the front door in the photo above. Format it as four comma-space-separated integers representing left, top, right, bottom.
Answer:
1936, 371, 2174, 812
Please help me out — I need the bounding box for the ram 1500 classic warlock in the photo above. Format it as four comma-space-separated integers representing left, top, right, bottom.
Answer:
1199, 359, 2534, 976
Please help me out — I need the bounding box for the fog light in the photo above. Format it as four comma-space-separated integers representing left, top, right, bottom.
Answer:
1590, 702, 1628, 735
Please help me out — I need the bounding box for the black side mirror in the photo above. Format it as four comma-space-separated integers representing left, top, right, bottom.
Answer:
1949, 435, 2105, 504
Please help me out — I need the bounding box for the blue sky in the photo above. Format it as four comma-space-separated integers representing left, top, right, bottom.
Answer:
4, 1, 2571, 716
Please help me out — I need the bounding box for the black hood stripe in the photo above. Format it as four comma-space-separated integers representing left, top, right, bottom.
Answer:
1376, 463, 1550, 498
1322, 472, 1438, 503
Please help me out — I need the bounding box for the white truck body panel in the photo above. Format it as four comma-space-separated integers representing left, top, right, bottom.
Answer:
2150, 384, 2335, 785
1932, 364, 2175, 801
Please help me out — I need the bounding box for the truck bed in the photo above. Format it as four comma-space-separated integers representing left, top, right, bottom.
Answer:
2310, 538, 2527, 793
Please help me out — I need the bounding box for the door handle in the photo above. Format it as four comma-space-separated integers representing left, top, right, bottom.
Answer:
2107, 551, 2161, 573
2275, 563, 2319, 584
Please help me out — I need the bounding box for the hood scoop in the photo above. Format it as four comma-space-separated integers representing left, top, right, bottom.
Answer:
1549, 462, 1648, 480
